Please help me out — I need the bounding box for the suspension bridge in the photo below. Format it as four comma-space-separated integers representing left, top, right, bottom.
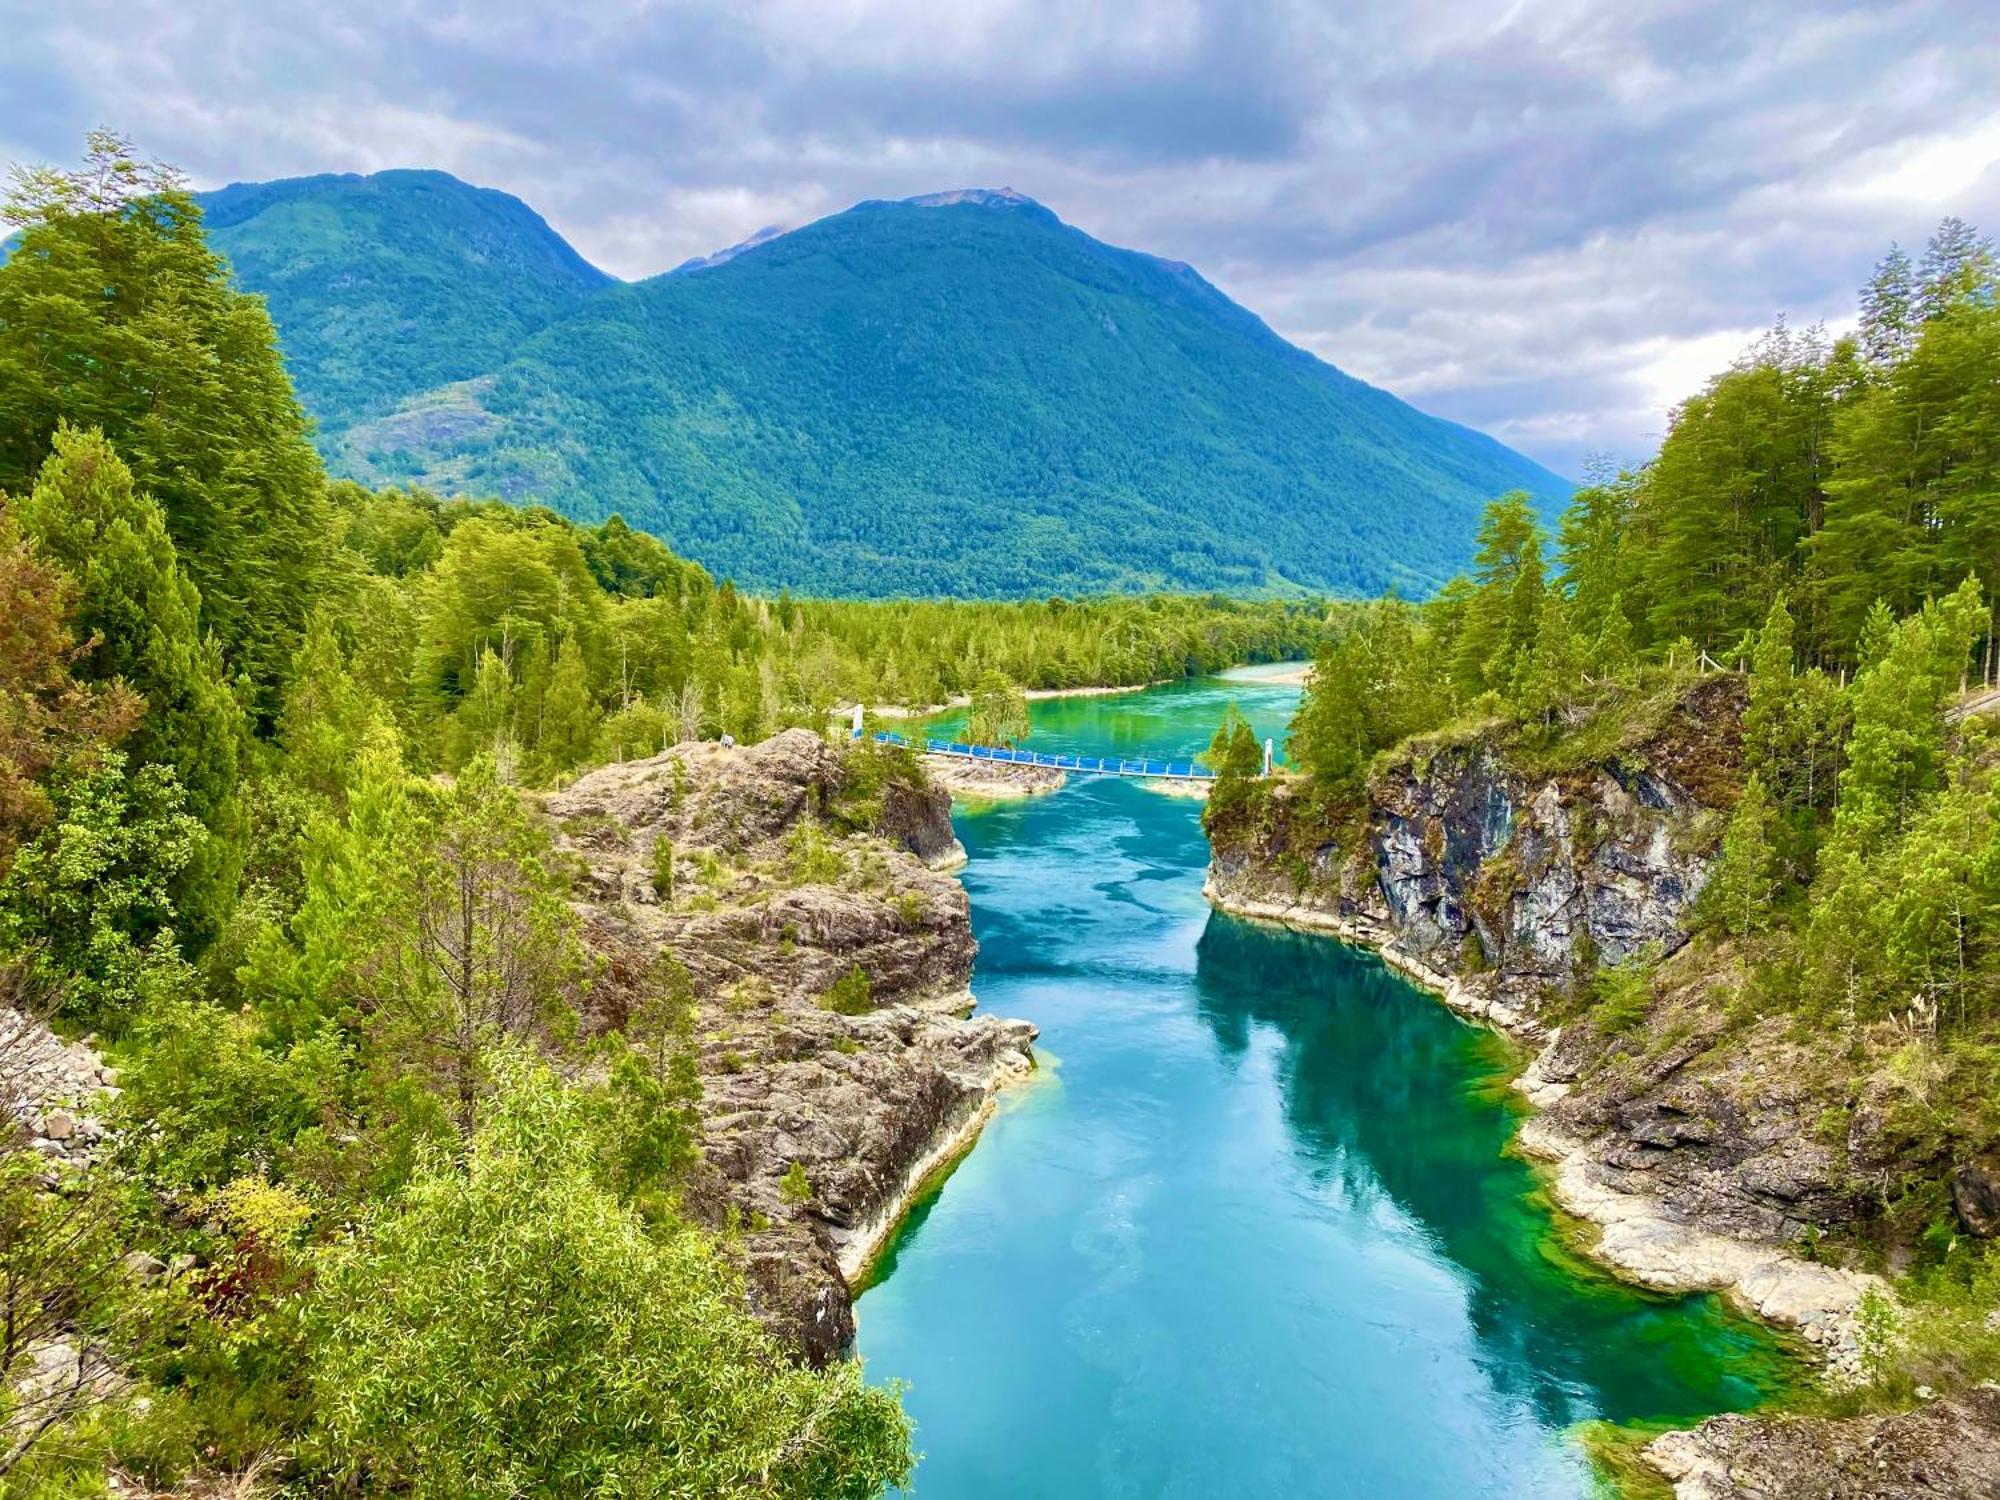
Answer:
850, 708, 1273, 783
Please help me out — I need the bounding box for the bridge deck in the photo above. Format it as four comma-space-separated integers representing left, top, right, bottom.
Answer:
863, 730, 1215, 781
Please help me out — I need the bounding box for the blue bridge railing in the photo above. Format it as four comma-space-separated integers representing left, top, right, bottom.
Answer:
861, 730, 1215, 781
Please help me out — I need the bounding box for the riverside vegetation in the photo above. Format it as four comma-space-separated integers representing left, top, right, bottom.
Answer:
1205, 217, 2000, 1490
0, 135, 1335, 1495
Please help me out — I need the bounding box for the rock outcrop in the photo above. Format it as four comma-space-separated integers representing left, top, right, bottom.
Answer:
0, 1007, 114, 1162
546, 730, 1034, 1362
1207, 675, 1744, 1030
1646, 1385, 2000, 1499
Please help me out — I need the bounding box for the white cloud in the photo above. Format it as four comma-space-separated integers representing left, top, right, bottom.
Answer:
1838, 116, 2000, 205
4, 0, 1998, 477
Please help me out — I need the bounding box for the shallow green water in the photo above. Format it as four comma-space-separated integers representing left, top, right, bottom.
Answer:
854, 673, 1793, 1497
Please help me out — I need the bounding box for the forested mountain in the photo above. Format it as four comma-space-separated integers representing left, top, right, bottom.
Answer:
196, 170, 614, 432
196, 173, 1570, 598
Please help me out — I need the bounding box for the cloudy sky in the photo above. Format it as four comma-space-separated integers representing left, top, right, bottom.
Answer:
4, 0, 1997, 476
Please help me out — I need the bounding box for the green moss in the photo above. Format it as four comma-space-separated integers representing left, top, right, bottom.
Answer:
1573, 1419, 1679, 1500
818, 965, 873, 1016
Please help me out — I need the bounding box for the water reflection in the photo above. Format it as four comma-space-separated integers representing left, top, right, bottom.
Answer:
1191, 914, 1790, 1428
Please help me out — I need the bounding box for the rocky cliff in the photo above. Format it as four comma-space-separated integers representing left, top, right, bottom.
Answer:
1207, 675, 1744, 1032
1202, 682, 1887, 1301
545, 730, 1034, 1363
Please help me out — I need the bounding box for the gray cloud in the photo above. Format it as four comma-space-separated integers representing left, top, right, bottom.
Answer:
3, 0, 1997, 476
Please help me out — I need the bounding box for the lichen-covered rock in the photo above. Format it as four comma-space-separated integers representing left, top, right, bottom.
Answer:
546, 731, 1033, 1363
1646, 1384, 2000, 1499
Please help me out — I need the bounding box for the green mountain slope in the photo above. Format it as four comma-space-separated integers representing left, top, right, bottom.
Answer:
205, 175, 1570, 596
196, 170, 613, 432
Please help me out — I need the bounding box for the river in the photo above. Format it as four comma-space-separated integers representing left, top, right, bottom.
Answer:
854, 670, 1792, 1498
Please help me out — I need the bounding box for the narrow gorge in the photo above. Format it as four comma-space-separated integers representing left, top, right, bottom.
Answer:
847, 676, 1804, 1497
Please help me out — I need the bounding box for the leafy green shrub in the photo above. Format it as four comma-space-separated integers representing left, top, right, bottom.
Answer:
300, 1055, 910, 1497
785, 821, 843, 886
110, 995, 333, 1196
779, 1160, 813, 1206
818, 966, 873, 1016
1590, 954, 1658, 1035
650, 837, 674, 902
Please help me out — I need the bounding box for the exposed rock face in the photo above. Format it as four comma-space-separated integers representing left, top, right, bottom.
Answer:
1524, 968, 1877, 1251
1208, 676, 1745, 1031
1952, 1155, 2000, 1238
1646, 1385, 2000, 1499
546, 730, 1033, 1363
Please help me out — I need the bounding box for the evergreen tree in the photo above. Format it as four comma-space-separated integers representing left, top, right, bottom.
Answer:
1816, 288, 2000, 655
534, 634, 601, 780
0, 752, 204, 1021
1556, 477, 1634, 641
1201, 705, 1266, 830
1835, 577, 1984, 850
965, 672, 1031, 748
16, 425, 246, 942
1637, 326, 1833, 653
1703, 772, 1781, 940
278, 609, 394, 807
1450, 493, 1545, 698
1859, 244, 1917, 367
1918, 216, 1996, 322
601, 952, 703, 1208
1743, 594, 1798, 776
1592, 594, 1636, 677
1884, 779, 1996, 1030
364, 756, 588, 1136
0, 507, 139, 870
448, 647, 519, 774
0, 134, 331, 712
1513, 589, 1582, 726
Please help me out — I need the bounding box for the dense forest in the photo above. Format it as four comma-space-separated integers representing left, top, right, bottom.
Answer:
0, 135, 1335, 1494
1212, 212, 2000, 1412
181, 169, 1570, 599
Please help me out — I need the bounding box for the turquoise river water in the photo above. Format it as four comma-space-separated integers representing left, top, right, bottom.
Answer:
853, 670, 1792, 1498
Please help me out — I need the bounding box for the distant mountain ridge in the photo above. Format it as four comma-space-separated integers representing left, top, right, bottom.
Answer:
198, 170, 613, 430
191, 170, 1570, 597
